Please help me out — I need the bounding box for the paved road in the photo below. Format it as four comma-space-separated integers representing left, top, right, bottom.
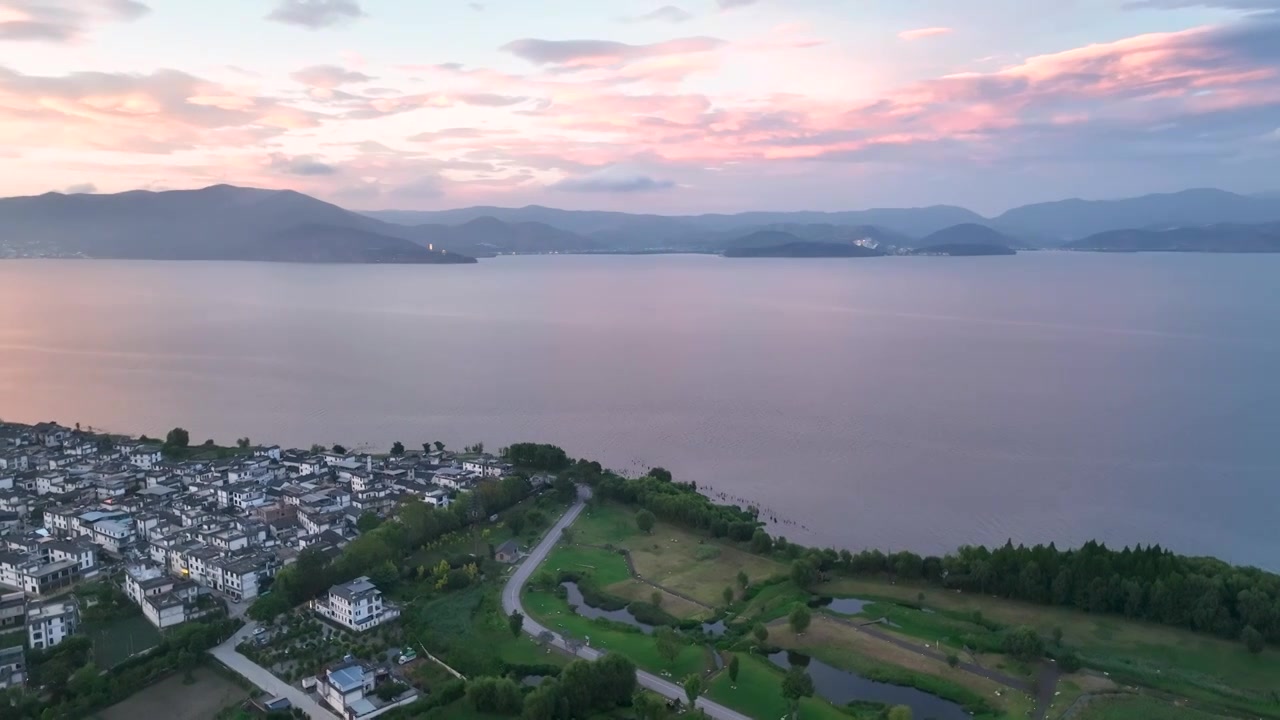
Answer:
502, 488, 753, 720
210, 620, 340, 720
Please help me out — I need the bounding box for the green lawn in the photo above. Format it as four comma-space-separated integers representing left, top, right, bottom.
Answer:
820, 577, 1280, 718
522, 588, 710, 678
705, 653, 853, 720
1075, 695, 1233, 720
574, 501, 787, 607
82, 615, 162, 668
542, 544, 634, 586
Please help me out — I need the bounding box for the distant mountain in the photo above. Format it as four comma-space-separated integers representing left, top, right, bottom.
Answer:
1064, 223, 1280, 252
0, 185, 612, 262
916, 224, 1022, 254
994, 189, 1280, 242
366, 205, 982, 249
709, 224, 910, 251
723, 233, 885, 258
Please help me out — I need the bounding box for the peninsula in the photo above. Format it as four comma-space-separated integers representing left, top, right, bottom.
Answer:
1, 420, 1276, 720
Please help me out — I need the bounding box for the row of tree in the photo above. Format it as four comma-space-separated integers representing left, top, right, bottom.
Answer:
591, 471, 761, 542
519, 655, 637, 720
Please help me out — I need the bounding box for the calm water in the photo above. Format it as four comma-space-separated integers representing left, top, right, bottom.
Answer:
2, 255, 1278, 569
768, 650, 970, 720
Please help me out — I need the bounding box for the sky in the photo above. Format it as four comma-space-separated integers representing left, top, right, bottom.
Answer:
1, 0, 1279, 214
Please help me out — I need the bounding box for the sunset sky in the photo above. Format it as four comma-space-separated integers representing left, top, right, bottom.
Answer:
1, 0, 1278, 213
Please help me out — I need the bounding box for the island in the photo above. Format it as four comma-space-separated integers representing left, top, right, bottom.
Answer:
909, 243, 1017, 256
1, 420, 1276, 720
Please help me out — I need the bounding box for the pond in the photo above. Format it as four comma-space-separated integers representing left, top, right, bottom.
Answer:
821, 597, 873, 615
767, 651, 971, 720
562, 582, 655, 634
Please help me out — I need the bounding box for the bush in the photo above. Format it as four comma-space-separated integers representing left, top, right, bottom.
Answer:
695, 545, 721, 561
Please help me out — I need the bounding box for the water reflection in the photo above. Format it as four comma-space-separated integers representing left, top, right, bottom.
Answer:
767, 651, 971, 720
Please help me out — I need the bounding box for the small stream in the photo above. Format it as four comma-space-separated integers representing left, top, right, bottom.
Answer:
768, 651, 971, 720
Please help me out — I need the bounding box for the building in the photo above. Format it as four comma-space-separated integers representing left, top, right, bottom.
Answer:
312, 577, 399, 632
0, 551, 81, 597
26, 597, 78, 650
123, 563, 209, 628
318, 657, 416, 719
0, 645, 24, 690
0, 589, 24, 630
494, 539, 520, 564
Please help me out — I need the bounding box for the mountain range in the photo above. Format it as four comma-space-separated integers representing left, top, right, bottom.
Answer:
3, 185, 1280, 262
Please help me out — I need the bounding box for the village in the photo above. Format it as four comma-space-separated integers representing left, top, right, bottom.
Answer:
0, 420, 548, 719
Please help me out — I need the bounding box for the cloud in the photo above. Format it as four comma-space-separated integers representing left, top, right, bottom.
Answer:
266, 0, 364, 29
289, 64, 375, 88
468, 2, 484, 10
552, 168, 676, 192
899, 27, 954, 41
269, 153, 337, 176
717, 0, 758, 8
64, 182, 97, 193
625, 5, 693, 23
407, 127, 512, 142
455, 92, 527, 106
502, 36, 724, 68
0, 0, 149, 43
0, 65, 317, 153
1123, 0, 1280, 11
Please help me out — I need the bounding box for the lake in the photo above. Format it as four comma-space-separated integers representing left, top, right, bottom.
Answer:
2, 254, 1278, 569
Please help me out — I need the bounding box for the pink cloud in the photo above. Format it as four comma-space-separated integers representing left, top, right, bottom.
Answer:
898, 27, 954, 41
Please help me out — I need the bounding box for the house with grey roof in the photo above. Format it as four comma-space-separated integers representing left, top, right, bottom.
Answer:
312, 576, 399, 632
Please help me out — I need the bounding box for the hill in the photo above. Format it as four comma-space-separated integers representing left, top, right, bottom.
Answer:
913, 224, 1020, 255
1064, 223, 1280, 252
723, 233, 885, 258
994, 189, 1280, 242
0, 185, 610, 262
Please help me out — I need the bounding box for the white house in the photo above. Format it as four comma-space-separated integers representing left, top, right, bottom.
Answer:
312, 576, 399, 632
128, 446, 164, 470
26, 597, 78, 650
123, 563, 206, 629
0, 645, 24, 690
318, 658, 416, 719
461, 458, 508, 478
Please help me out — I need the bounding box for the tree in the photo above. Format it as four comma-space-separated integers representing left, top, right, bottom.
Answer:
737, 570, 749, 589
633, 691, 669, 720
165, 427, 189, 449
1243, 625, 1265, 654
422, 442, 432, 454
651, 590, 663, 607
683, 674, 703, 706
655, 626, 682, 663
391, 441, 405, 455
1058, 651, 1082, 673
332, 444, 346, 454
1052, 626, 1064, 646
728, 654, 740, 685
781, 667, 814, 718
561, 527, 576, 544
356, 512, 383, 534
1002, 626, 1045, 662
508, 511, 526, 535
752, 623, 769, 645
649, 467, 673, 483
789, 605, 811, 635
509, 609, 525, 638
636, 509, 656, 534
790, 559, 817, 589
887, 706, 913, 720
237, 437, 251, 448
434, 441, 445, 452
723, 586, 734, 606
946, 653, 960, 668
750, 529, 773, 554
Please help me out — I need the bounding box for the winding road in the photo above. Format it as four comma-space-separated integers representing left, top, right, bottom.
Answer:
502, 488, 752, 720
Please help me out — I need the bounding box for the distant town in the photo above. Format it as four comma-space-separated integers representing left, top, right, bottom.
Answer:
0, 419, 550, 717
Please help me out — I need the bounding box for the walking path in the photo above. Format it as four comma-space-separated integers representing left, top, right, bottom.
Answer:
210, 620, 340, 720
502, 488, 753, 720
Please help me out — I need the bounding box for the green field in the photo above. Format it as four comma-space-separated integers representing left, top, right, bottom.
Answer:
94, 667, 247, 720
83, 615, 162, 668
573, 502, 787, 607
705, 653, 853, 720
1075, 694, 1234, 720
541, 544, 634, 587
820, 577, 1280, 718
522, 587, 711, 678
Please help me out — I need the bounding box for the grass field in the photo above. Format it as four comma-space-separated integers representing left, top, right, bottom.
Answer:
1074, 694, 1234, 720
522, 587, 711, 678
542, 544, 634, 586
94, 667, 247, 720
705, 653, 856, 720
603, 578, 710, 620
767, 615, 1033, 719
409, 580, 564, 676
574, 502, 787, 607
82, 615, 162, 668
819, 577, 1280, 717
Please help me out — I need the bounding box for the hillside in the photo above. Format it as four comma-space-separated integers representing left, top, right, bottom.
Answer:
915, 224, 1020, 255
1065, 223, 1280, 252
